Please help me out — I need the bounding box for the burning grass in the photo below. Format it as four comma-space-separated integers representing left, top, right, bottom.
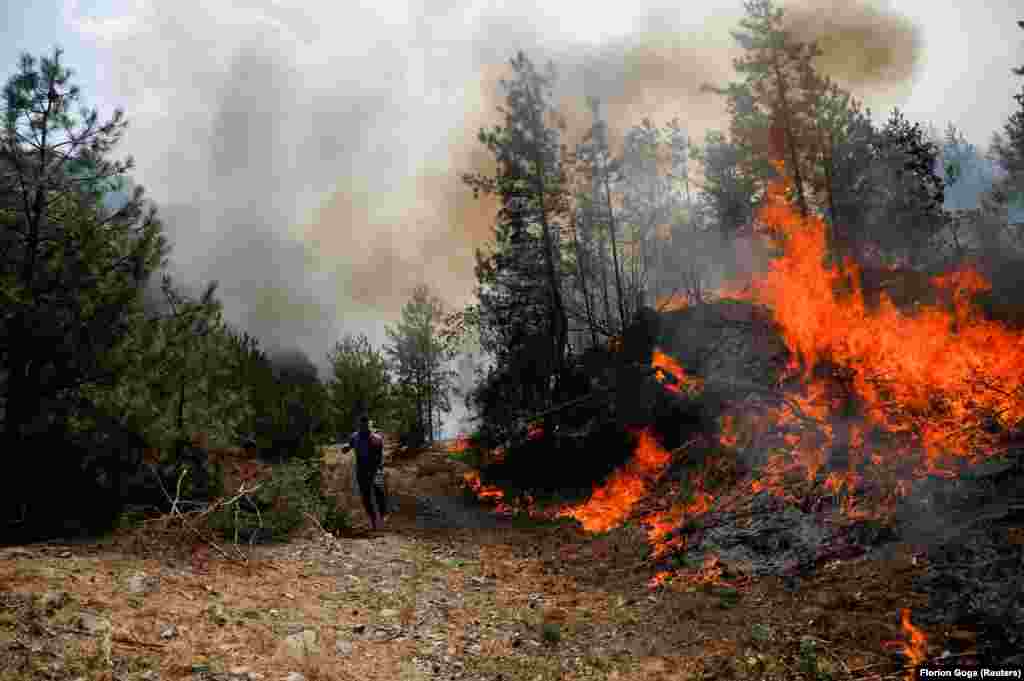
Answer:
557, 429, 673, 533
738, 164, 1024, 476
653, 161, 1024, 533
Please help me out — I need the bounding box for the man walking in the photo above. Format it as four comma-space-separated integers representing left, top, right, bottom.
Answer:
343, 414, 388, 531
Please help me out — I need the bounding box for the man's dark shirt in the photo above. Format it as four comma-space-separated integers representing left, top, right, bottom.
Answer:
349, 431, 383, 472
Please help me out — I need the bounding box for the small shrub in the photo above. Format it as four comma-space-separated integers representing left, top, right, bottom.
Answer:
798, 637, 836, 681
751, 623, 774, 643
209, 459, 340, 542
320, 495, 350, 534
541, 622, 562, 645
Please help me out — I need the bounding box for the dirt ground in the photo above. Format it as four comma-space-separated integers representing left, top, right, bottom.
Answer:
0, 439, 953, 681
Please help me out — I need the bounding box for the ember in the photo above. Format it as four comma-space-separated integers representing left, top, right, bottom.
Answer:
643, 479, 713, 558
647, 553, 750, 590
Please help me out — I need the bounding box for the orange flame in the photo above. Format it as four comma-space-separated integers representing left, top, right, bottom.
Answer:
885, 609, 928, 678
703, 159, 1024, 522
462, 469, 553, 517
652, 348, 704, 394
559, 429, 672, 533
462, 470, 505, 502
649, 553, 745, 590
643, 478, 714, 559
749, 166, 1024, 471
648, 570, 674, 588
719, 414, 739, 448
448, 433, 470, 454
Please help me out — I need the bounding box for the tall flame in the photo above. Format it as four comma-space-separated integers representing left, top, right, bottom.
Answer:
886, 608, 928, 678
716, 161, 1024, 516
466, 157, 1024, 591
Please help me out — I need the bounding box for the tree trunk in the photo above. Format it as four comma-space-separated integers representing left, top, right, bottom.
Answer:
571, 209, 599, 349
525, 95, 568, 408
598, 226, 613, 336
178, 373, 186, 435
603, 173, 627, 332
772, 59, 809, 218
426, 379, 434, 445
823, 133, 843, 261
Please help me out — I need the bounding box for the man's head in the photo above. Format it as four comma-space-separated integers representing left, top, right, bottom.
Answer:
359, 414, 371, 434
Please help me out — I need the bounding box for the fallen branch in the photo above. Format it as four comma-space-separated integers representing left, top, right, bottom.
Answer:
111, 635, 165, 650
518, 388, 613, 425
144, 463, 267, 565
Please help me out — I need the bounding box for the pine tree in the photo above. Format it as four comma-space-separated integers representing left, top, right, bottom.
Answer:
1, 48, 168, 532
462, 52, 572, 412
991, 20, 1024, 225
385, 285, 455, 445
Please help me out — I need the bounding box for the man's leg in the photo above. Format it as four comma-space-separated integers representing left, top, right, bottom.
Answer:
374, 477, 389, 520
356, 469, 378, 530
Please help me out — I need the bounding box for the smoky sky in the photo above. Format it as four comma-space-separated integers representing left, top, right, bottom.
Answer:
64, 0, 1022, 397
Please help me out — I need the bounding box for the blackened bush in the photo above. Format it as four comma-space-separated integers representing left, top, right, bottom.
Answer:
651, 388, 707, 451
480, 417, 636, 497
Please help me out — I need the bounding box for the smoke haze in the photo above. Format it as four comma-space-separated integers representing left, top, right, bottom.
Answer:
58, 0, 1022, 430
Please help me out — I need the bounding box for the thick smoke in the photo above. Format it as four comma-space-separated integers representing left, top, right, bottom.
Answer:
784, 0, 923, 94
67, 1, 929, 417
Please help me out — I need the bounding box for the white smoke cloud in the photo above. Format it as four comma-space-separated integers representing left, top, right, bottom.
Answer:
59, 0, 1019, 435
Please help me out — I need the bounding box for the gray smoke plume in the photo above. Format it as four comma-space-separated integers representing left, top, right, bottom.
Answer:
63, 0, 951, 436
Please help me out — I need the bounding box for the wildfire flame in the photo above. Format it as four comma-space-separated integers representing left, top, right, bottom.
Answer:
558, 428, 672, 532
648, 553, 745, 590
461, 469, 548, 517
652, 348, 703, 394
711, 159, 1024, 521
462, 470, 505, 502
448, 433, 470, 454
885, 608, 928, 678
643, 476, 714, 559
466, 157, 1024, 591
748, 164, 1024, 472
